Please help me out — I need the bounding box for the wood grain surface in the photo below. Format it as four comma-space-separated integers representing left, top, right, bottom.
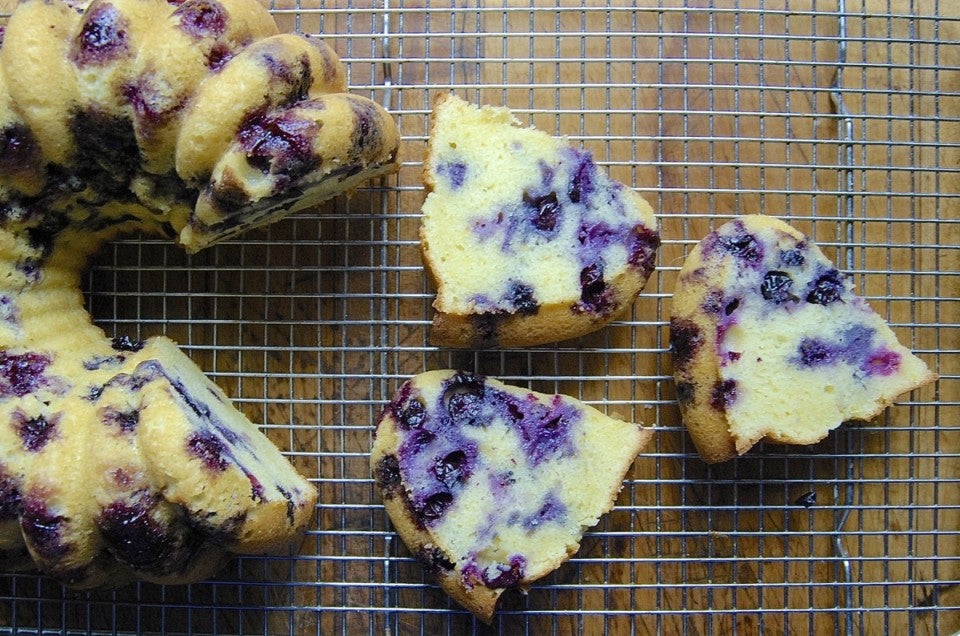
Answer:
0, 0, 955, 634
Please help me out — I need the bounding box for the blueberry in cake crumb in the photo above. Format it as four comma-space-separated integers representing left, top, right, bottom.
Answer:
371, 369, 652, 623
0, 351, 50, 397
421, 94, 659, 348
670, 215, 937, 463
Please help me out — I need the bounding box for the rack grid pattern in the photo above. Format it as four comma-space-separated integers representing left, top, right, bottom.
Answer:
0, 0, 956, 634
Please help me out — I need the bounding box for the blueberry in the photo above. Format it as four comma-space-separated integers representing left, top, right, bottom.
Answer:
0, 123, 40, 173
504, 281, 538, 315
237, 112, 320, 183
669, 318, 703, 367
709, 379, 737, 411
717, 231, 763, 263
675, 381, 695, 405
72, 2, 130, 66
186, 432, 229, 472
780, 247, 806, 267
760, 270, 796, 304
806, 270, 846, 305
0, 351, 50, 397
259, 54, 311, 105
173, 0, 227, 39
483, 555, 526, 588
578, 262, 611, 313
724, 298, 741, 316
207, 42, 234, 70
395, 396, 426, 430
101, 407, 139, 433
417, 545, 454, 575
523, 191, 560, 232
97, 498, 171, 569
374, 455, 401, 494
433, 450, 469, 488
796, 338, 834, 367
351, 99, 379, 150
20, 497, 69, 561
111, 335, 145, 352
418, 491, 453, 523
442, 373, 487, 426
69, 109, 139, 193
15, 411, 59, 453
628, 226, 661, 278
0, 470, 21, 520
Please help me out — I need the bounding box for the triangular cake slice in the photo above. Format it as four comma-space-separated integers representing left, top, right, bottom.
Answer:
670, 215, 937, 463
420, 94, 659, 348
371, 369, 652, 623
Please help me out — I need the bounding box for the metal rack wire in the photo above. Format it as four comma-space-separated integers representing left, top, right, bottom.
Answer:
1, 0, 956, 633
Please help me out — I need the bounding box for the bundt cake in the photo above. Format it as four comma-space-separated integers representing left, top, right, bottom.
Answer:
0, 0, 400, 586
371, 369, 653, 622
670, 215, 937, 463
419, 94, 659, 348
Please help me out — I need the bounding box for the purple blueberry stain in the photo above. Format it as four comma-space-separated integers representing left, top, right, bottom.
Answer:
14, 410, 60, 453
806, 269, 847, 306
173, 0, 227, 39
187, 431, 229, 472
522, 492, 566, 530
515, 396, 579, 465
0, 351, 51, 397
568, 149, 595, 204
437, 161, 467, 189
760, 271, 797, 304
0, 295, 17, 326
670, 318, 703, 368
72, 2, 130, 66
861, 348, 901, 377
709, 379, 737, 411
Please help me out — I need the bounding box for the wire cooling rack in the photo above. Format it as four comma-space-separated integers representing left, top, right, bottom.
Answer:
0, 0, 957, 633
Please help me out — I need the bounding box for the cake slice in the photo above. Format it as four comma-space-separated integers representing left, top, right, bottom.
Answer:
371, 369, 652, 622
420, 94, 659, 348
670, 215, 937, 463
